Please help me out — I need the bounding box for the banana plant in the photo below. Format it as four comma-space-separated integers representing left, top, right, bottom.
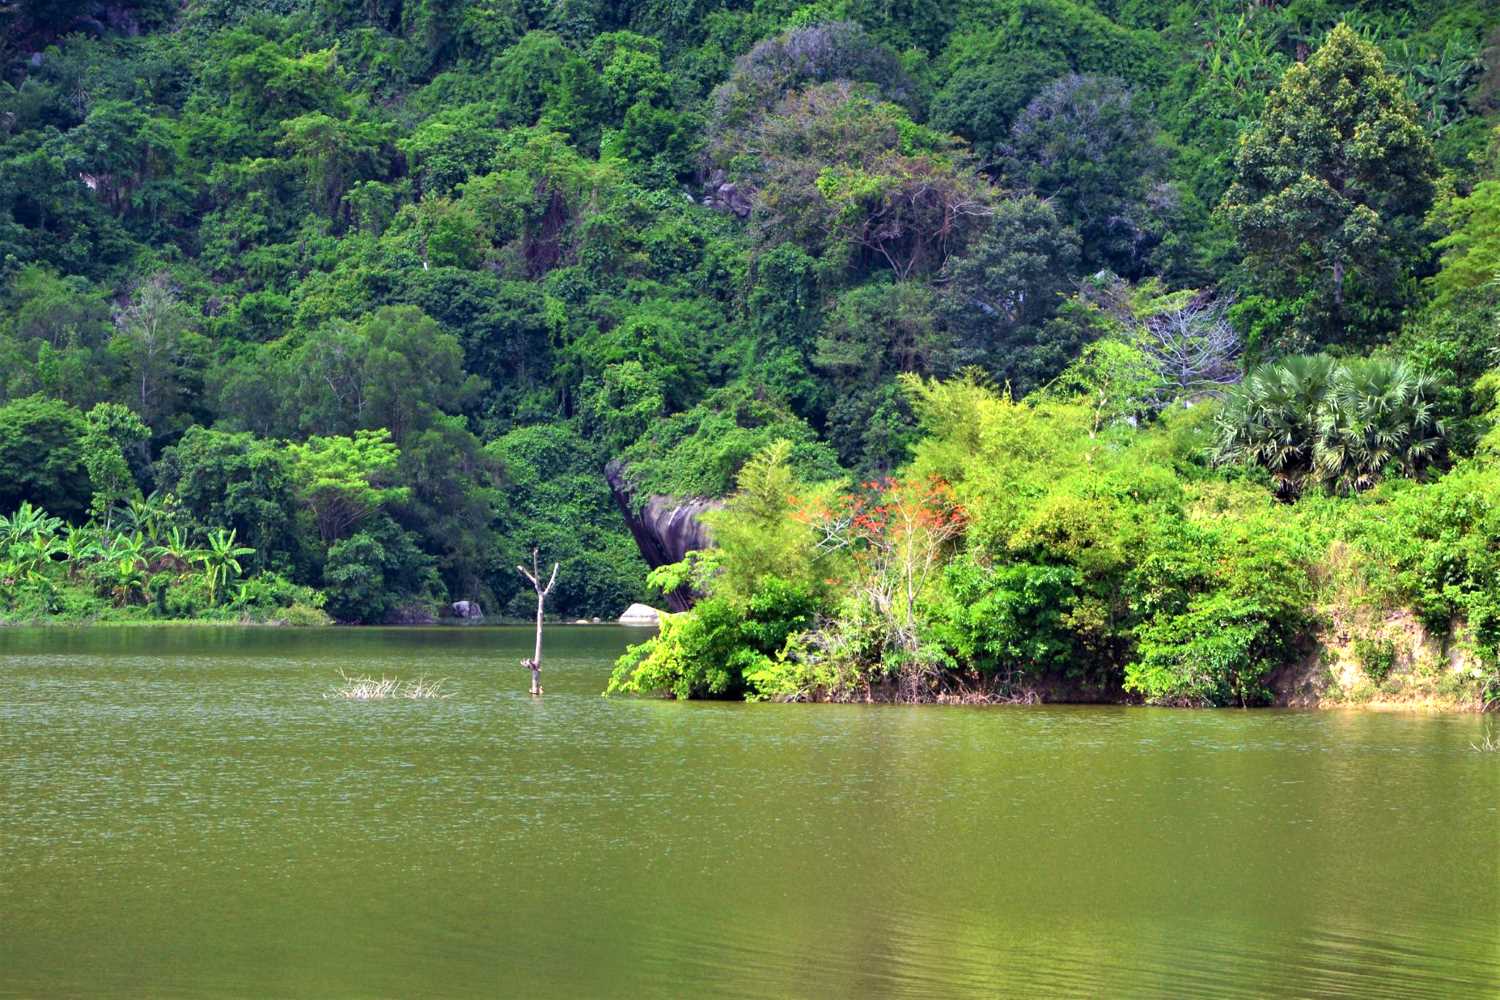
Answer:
14, 532, 62, 577
0, 502, 64, 580
57, 525, 104, 581
103, 555, 148, 607
0, 501, 62, 549
0, 556, 44, 591
115, 491, 183, 545
150, 526, 203, 576
200, 528, 255, 606
92, 532, 149, 606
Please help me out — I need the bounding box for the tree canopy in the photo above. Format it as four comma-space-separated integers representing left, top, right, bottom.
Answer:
0, 1, 1496, 638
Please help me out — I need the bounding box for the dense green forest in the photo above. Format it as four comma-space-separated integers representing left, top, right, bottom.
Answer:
1, 1, 1497, 703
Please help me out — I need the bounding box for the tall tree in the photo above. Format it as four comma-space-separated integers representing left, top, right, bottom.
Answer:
109, 273, 195, 434
80, 402, 148, 521
1218, 24, 1436, 346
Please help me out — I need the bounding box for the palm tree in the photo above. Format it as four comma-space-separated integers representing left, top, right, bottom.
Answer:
1214, 355, 1336, 497
1314, 358, 1444, 495
1216, 354, 1445, 497
200, 528, 255, 606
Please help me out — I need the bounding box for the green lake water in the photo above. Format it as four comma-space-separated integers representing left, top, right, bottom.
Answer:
2, 625, 1497, 998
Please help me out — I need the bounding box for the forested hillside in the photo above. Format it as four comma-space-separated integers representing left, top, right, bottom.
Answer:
1, 2, 1497, 697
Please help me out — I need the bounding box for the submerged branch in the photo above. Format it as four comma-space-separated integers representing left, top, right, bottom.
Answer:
326, 669, 450, 700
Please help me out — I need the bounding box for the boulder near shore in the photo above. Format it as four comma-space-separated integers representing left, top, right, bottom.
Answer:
618, 603, 663, 626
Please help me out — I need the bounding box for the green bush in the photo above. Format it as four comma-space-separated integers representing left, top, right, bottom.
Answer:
322, 518, 441, 624
607, 577, 821, 700
1352, 636, 1398, 685
162, 574, 214, 619
1344, 466, 1500, 660
1125, 591, 1287, 707
229, 571, 327, 615
927, 557, 1081, 677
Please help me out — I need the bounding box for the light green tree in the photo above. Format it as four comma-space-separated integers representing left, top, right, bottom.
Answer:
1427, 130, 1500, 311
699, 440, 839, 606
287, 429, 409, 543
109, 274, 195, 431
1047, 339, 1165, 438
81, 403, 149, 524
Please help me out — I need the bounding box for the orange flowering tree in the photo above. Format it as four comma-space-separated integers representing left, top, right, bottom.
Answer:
794, 475, 966, 686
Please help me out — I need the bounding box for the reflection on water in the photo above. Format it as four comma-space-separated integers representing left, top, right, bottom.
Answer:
2, 626, 1497, 998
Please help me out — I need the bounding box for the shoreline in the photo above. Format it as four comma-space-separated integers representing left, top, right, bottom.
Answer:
0, 616, 635, 629
2, 618, 1489, 713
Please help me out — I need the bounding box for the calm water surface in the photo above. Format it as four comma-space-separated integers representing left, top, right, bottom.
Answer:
2, 626, 1497, 998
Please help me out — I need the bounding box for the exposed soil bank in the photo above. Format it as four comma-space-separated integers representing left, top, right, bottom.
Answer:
1271, 607, 1495, 712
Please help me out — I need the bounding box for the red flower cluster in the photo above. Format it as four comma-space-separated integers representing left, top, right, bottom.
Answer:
793, 475, 965, 553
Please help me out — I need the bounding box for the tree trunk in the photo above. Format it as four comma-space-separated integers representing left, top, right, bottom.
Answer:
518, 548, 558, 697
530, 592, 545, 695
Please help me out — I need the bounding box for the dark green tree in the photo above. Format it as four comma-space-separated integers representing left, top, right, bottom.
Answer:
941, 196, 1082, 387
1218, 24, 1437, 347
155, 427, 306, 575
1003, 74, 1174, 277
0, 395, 91, 520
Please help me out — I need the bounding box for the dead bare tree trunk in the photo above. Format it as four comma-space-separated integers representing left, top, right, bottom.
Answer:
517, 547, 559, 696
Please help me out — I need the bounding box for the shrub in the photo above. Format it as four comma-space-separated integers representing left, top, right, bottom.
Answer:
927, 556, 1080, 677
322, 519, 440, 624
1343, 465, 1500, 662
607, 577, 821, 700
1353, 636, 1398, 685
1124, 591, 1286, 707
230, 571, 326, 613
163, 573, 214, 619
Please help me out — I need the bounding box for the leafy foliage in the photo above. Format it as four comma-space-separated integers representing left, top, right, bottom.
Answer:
1218, 24, 1437, 347
1215, 355, 1445, 497
287, 429, 408, 543
0, 1, 1495, 640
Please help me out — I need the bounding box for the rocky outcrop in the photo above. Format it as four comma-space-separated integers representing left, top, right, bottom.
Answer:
450, 600, 483, 620
701, 169, 753, 218
618, 603, 665, 627
604, 459, 722, 612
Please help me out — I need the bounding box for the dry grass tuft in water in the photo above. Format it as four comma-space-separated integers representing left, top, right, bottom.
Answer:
327, 669, 450, 700
1473, 726, 1499, 753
